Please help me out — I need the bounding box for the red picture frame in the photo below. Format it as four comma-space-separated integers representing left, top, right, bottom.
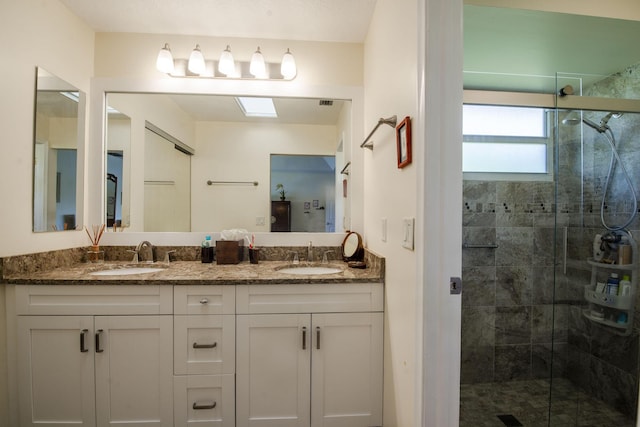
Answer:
396, 116, 412, 168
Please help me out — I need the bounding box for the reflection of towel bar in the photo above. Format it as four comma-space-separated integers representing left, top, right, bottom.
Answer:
462, 243, 498, 249
340, 161, 351, 175
360, 116, 397, 150
144, 180, 175, 185
207, 180, 258, 186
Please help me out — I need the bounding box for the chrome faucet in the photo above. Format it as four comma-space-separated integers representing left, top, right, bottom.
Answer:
135, 241, 154, 263
307, 241, 314, 263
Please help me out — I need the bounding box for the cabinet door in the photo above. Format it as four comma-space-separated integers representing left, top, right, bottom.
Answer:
236, 314, 311, 427
94, 315, 173, 427
311, 313, 384, 427
17, 316, 96, 427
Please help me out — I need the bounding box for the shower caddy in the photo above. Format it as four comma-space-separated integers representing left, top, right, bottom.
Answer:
583, 230, 638, 336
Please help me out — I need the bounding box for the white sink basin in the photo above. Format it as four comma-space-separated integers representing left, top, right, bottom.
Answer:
277, 266, 342, 275
89, 267, 165, 276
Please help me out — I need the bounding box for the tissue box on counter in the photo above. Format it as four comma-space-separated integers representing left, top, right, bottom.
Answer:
216, 240, 244, 264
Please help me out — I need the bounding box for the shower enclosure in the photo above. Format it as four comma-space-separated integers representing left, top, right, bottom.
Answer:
460, 68, 640, 427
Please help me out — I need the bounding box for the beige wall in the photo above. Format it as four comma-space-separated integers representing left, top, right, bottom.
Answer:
0, 1, 94, 258
363, 0, 419, 425
192, 121, 337, 232
95, 32, 364, 86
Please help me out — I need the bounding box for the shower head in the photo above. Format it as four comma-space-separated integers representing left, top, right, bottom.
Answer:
561, 111, 623, 133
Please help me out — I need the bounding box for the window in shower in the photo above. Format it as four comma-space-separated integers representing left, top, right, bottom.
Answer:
463, 104, 552, 180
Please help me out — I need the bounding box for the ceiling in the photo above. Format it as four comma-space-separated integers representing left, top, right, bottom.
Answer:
59, 0, 377, 43
464, 5, 640, 92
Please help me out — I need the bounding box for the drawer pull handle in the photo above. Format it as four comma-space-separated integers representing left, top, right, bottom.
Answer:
95, 329, 104, 353
193, 342, 217, 349
302, 326, 307, 350
193, 401, 216, 410
80, 329, 89, 353
200, 298, 209, 304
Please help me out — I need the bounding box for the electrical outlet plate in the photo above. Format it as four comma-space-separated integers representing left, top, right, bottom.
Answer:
402, 217, 414, 250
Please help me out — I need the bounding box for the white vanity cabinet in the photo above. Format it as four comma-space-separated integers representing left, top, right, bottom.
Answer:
12, 285, 174, 427
173, 286, 236, 427
235, 283, 384, 427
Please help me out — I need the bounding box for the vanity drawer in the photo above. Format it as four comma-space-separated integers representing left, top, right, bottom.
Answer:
14, 285, 173, 315
174, 315, 235, 375
174, 285, 235, 315
236, 283, 384, 314
174, 374, 235, 427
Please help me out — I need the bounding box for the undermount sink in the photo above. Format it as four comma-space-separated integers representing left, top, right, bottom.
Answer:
89, 267, 165, 276
276, 266, 343, 275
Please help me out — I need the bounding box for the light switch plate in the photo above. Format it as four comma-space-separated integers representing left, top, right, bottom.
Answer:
402, 217, 414, 250
256, 216, 265, 226
381, 218, 387, 242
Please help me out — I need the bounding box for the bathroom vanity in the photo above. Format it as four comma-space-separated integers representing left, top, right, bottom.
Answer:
3, 258, 384, 427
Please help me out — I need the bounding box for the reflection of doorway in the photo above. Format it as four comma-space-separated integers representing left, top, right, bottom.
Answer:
33, 141, 48, 231
144, 126, 191, 231
270, 154, 335, 232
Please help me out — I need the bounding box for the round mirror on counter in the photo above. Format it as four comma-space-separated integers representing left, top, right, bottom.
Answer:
342, 231, 364, 262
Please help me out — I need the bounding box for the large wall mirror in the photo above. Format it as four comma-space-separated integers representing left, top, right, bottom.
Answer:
33, 67, 85, 232
105, 93, 351, 233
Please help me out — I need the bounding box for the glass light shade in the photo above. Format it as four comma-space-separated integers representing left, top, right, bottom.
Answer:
280, 48, 296, 79
249, 47, 266, 78
156, 43, 174, 74
188, 44, 206, 75
218, 45, 235, 76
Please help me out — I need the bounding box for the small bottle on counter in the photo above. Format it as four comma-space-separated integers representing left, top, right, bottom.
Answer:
201, 235, 214, 263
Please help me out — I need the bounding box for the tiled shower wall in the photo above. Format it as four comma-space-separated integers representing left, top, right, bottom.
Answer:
558, 62, 640, 417
461, 180, 565, 384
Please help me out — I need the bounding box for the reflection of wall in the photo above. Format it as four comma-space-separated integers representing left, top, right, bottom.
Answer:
191, 122, 337, 232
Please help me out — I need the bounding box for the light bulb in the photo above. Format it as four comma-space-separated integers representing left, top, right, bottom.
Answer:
156, 43, 174, 74
250, 47, 266, 78
280, 48, 296, 79
218, 45, 235, 76
188, 44, 206, 75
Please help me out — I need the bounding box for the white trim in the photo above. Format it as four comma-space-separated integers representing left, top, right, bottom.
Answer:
418, 0, 463, 425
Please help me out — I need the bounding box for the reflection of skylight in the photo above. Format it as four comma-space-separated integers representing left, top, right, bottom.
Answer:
236, 97, 277, 118
60, 91, 79, 102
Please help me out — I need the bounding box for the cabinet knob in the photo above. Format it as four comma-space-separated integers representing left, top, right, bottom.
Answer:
199, 298, 209, 304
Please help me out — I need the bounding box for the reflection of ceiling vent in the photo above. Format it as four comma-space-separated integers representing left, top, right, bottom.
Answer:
319, 100, 333, 106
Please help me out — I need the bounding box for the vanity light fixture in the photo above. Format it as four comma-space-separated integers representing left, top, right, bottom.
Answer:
156, 43, 297, 80
218, 45, 235, 76
156, 43, 175, 74
280, 48, 297, 79
188, 44, 206, 75
249, 47, 266, 78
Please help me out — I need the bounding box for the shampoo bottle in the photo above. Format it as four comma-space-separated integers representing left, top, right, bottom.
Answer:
620, 275, 631, 297
607, 273, 620, 295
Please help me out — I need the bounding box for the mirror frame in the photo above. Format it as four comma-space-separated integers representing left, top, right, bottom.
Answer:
89, 78, 365, 241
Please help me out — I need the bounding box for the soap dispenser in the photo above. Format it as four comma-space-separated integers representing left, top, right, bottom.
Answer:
201, 235, 214, 263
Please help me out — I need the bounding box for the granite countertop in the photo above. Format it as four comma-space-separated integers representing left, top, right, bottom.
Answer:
2, 260, 383, 286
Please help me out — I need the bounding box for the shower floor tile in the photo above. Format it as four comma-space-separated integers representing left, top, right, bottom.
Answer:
460, 378, 635, 427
